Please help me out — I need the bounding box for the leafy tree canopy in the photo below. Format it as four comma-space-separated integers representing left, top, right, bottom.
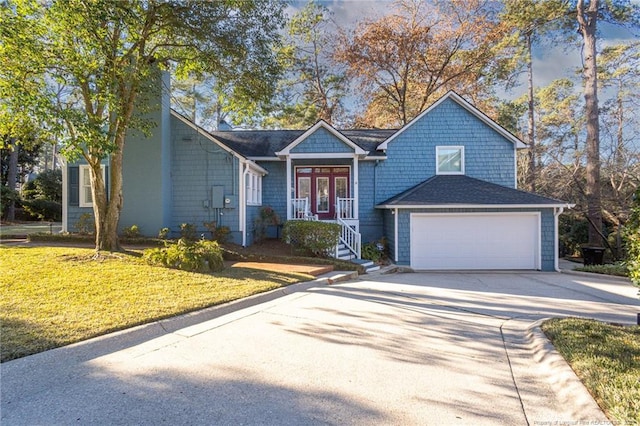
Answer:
335, 0, 507, 127
0, 0, 285, 250
259, 1, 349, 129
21, 169, 62, 203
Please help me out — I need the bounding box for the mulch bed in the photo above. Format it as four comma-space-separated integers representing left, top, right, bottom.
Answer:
223, 239, 298, 257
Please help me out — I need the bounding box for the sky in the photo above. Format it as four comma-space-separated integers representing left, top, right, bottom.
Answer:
285, 0, 639, 101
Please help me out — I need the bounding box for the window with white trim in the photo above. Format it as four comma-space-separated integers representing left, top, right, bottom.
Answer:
436, 146, 464, 175
79, 164, 105, 207
246, 171, 262, 205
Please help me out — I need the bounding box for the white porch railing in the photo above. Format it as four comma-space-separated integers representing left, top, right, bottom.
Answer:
291, 197, 318, 220
290, 196, 359, 259
336, 216, 361, 259
336, 197, 355, 219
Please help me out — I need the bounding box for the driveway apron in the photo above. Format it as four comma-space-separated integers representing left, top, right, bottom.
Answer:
2, 271, 638, 425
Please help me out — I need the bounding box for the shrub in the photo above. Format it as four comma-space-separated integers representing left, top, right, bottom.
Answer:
624, 188, 640, 286
20, 199, 62, 221
361, 240, 386, 263
122, 225, 141, 238
283, 220, 340, 257
559, 214, 588, 257
575, 262, 629, 277
21, 169, 62, 203
0, 186, 19, 219
143, 239, 224, 273
212, 225, 231, 243
254, 206, 281, 243
203, 221, 217, 236
180, 223, 197, 241
74, 213, 95, 235
158, 227, 171, 240
203, 221, 231, 243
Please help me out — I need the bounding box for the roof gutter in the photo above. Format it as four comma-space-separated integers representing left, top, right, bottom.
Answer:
248, 155, 387, 162
376, 203, 575, 210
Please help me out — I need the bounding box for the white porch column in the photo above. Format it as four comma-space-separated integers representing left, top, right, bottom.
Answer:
286, 156, 292, 220
61, 159, 68, 232
353, 155, 359, 220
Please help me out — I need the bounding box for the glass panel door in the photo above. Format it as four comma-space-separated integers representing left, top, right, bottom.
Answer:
335, 177, 348, 199
316, 177, 329, 213
297, 177, 311, 200
335, 176, 348, 218
295, 166, 350, 219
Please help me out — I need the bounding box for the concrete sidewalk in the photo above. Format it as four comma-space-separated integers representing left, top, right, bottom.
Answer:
2, 269, 637, 425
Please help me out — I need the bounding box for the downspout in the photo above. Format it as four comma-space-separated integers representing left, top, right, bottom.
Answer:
554, 207, 565, 272
374, 159, 379, 204
241, 162, 250, 247
394, 208, 399, 263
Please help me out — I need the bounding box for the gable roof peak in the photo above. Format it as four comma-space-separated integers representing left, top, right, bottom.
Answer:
376, 91, 526, 151
274, 119, 368, 157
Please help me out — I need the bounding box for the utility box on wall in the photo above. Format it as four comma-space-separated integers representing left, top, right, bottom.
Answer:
211, 186, 225, 209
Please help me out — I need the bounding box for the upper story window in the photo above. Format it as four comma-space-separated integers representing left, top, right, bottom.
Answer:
436, 146, 464, 175
246, 170, 262, 206
79, 164, 105, 207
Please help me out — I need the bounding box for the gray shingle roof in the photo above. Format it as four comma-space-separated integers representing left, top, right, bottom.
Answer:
208, 128, 397, 158
208, 130, 303, 157
377, 175, 568, 207
341, 129, 398, 154
172, 109, 397, 157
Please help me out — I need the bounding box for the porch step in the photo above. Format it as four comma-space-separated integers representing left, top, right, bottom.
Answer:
337, 250, 352, 260
350, 258, 381, 274
334, 243, 379, 273
336, 242, 354, 261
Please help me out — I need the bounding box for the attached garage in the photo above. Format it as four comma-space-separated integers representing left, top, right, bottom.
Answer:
410, 213, 540, 270
377, 175, 573, 272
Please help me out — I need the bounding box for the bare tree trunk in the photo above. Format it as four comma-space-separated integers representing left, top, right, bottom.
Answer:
525, 32, 536, 192
87, 155, 110, 251
577, 0, 603, 247
90, 71, 139, 252
615, 80, 624, 171
103, 146, 123, 252
89, 145, 123, 253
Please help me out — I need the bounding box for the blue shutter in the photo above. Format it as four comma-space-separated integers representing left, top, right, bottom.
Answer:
68, 166, 79, 206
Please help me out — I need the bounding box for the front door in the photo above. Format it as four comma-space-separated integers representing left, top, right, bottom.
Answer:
296, 166, 350, 220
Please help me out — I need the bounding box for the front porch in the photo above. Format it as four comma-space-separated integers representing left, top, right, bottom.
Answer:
266, 120, 376, 261
290, 196, 362, 260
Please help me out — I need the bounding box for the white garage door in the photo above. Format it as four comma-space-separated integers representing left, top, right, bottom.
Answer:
410, 213, 540, 270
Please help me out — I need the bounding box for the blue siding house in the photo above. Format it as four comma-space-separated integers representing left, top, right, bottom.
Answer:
63, 88, 572, 271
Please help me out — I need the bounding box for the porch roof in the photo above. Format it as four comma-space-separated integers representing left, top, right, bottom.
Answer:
376, 175, 571, 209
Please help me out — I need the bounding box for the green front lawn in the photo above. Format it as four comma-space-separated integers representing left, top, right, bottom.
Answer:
1, 246, 313, 362
542, 318, 640, 425
0, 222, 63, 237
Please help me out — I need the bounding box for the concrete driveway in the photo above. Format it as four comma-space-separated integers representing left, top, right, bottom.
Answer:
2, 270, 638, 425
